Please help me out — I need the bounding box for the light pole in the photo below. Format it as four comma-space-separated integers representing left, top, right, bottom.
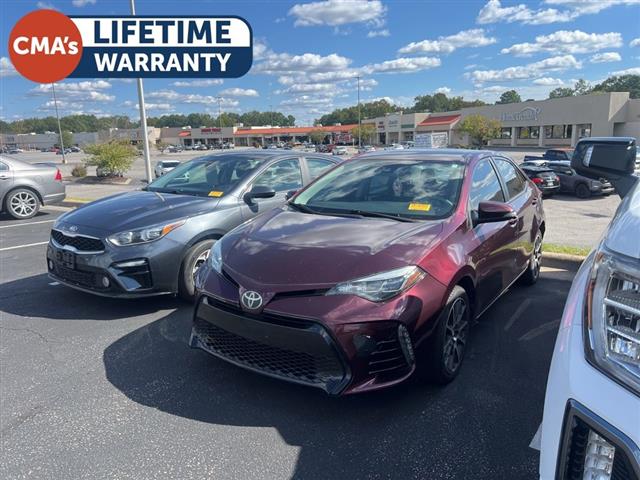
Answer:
216, 96, 223, 144
130, 0, 152, 183
356, 75, 362, 148
51, 83, 67, 164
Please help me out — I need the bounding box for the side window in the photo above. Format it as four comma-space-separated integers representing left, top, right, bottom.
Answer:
0, 162, 8, 172
494, 158, 527, 199
469, 160, 505, 211
254, 159, 303, 192
306, 158, 334, 180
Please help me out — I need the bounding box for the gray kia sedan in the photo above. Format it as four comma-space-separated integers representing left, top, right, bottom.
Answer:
1, 156, 66, 219
47, 151, 338, 300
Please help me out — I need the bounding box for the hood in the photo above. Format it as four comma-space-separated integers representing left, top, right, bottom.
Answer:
605, 181, 640, 259
57, 191, 220, 235
223, 208, 444, 290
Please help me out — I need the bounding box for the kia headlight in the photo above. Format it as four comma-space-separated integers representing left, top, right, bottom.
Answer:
585, 249, 640, 396
208, 240, 223, 274
327, 266, 426, 302
107, 220, 185, 246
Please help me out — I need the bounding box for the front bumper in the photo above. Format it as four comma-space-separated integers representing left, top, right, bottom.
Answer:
539, 256, 640, 479
46, 232, 184, 297
191, 264, 447, 395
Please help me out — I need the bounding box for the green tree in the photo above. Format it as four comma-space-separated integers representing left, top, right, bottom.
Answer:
457, 114, 502, 147
309, 130, 329, 145
350, 124, 376, 145
84, 141, 137, 176
57, 130, 73, 148
573, 79, 591, 96
496, 90, 522, 104
548, 87, 575, 99
591, 74, 640, 99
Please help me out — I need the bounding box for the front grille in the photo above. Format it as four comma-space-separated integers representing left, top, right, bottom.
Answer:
194, 317, 344, 385
53, 264, 98, 289
193, 297, 348, 393
368, 334, 411, 377
51, 230, 104, 252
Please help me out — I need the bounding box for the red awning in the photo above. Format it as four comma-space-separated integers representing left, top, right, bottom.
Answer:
418, 115, 461, 127
178, 131, 191, 137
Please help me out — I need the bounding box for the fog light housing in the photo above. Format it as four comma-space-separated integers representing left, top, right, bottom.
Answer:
100, 275, 110, 288
583, 430, 615, 480
47, 259, 54, 270
397, 324, 415, 365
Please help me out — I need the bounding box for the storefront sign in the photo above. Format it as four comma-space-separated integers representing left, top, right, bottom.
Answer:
500, 107, 541, 123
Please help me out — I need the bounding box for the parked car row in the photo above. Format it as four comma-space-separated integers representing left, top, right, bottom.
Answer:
521, 160, 614, 198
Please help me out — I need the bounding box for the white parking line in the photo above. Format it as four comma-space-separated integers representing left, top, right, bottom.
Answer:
0, 241, 49, 252
0, 219, 55, 229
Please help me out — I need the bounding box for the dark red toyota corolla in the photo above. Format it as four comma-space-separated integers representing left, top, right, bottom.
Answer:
190, 150, 545, 394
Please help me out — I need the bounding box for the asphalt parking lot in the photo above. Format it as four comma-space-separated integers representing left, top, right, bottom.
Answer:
0, 207, 575, 479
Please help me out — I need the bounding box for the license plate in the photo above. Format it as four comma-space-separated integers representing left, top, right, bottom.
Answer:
55, 250, 76, 269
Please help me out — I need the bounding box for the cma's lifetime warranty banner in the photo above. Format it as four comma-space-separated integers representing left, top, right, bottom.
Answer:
8, 9, 253, 83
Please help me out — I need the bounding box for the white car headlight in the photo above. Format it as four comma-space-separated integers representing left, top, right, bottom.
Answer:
584, 248, 640, 396
326, 266, 426, 302
208, 240, 223, 274
107, 220, 185, 246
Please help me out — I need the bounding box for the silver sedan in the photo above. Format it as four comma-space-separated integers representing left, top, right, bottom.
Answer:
0, 156, 66, 219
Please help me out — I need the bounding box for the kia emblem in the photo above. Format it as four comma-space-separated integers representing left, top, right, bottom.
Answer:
241, 290, 263, 310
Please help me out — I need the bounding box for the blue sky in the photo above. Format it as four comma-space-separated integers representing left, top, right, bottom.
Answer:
1, 0, 639, 125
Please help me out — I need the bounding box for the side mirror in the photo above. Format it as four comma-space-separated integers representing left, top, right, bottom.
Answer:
285, 189, 298, 200
572, 137, 637, 198
473, 201, 516, 226
244, 185, 276, 204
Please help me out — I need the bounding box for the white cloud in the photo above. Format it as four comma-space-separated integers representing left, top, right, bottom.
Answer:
435, 87, 452, 94
0, 57, 17, 78
277, 83, 337, 94
630, 38, 640, 47
146, 89, 239, 107
219, 87, 259, 97
289, 0, 386, 27
136, 103, 172, 111
253, 41, 272, 60
363, 56, 441, 74
28, 81, 114, 102
532, 77, 566, 86
253, 52, 351, 74
501, 30, 622, 56
469, 55, 582, 83
590, 52, 622, 63
72, 0, 96, 6
172, 79, 223, 87
399, 29, 497, 55
37, 2, 58, 9
611, 67, 640, 76
477, 0, 640, 25
281, 95, 334, 107
367, 29, 390, 38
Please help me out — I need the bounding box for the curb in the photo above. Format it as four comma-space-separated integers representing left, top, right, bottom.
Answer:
542, 251, 587, 271
59, 197, 92, 208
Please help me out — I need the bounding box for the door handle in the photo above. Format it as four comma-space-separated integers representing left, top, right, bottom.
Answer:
508, 217, 519, 226
0, 175, 10, 180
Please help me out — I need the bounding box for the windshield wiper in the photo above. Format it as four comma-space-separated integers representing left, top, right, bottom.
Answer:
289, 203, 360, 218
345, 209, 417, 222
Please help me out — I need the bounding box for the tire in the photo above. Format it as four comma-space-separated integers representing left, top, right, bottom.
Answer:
5, 188, 40, 219
420, 286, 471, 385
519, 232, 542, 286
575, 183, 591, 199
178, 239, 215, 302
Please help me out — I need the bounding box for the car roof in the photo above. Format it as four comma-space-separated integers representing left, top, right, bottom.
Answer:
189, 150, 336, 162
353, 148, 493, 164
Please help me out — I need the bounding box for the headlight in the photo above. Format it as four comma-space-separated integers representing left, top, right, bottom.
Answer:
326, 266, 426, 302
208, 240, 223, 274
584, 249, 640, 396
107, 220, 185, 246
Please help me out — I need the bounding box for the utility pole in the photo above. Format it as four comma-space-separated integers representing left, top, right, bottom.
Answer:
130, 0, 152, 183
51, 83, 67, 164
356, 75, 362, 148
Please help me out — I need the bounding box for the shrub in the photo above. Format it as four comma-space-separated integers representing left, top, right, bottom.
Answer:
84, 141, 136, 176
71, 164, 87, 177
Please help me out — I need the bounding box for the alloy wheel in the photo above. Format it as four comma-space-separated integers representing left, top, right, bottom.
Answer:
443, 297, 468, 374
531, 236, 542, 280
9, 191, 38, 218
193, 249, 210, 278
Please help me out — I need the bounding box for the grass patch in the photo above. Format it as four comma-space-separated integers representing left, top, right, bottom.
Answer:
543, 243, 591, 257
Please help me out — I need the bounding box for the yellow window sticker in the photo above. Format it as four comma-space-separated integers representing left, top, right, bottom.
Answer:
208, 191, 224, 197
408, 203, 431, 212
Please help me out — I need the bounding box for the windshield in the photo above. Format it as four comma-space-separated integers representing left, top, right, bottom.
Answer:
293, 158, 465, 219
148, 154, 264, 196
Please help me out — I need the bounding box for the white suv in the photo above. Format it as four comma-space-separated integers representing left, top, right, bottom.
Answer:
539, 137, 639, 479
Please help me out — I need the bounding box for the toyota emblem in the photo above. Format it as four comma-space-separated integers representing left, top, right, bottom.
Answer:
241, 290, 263, 310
